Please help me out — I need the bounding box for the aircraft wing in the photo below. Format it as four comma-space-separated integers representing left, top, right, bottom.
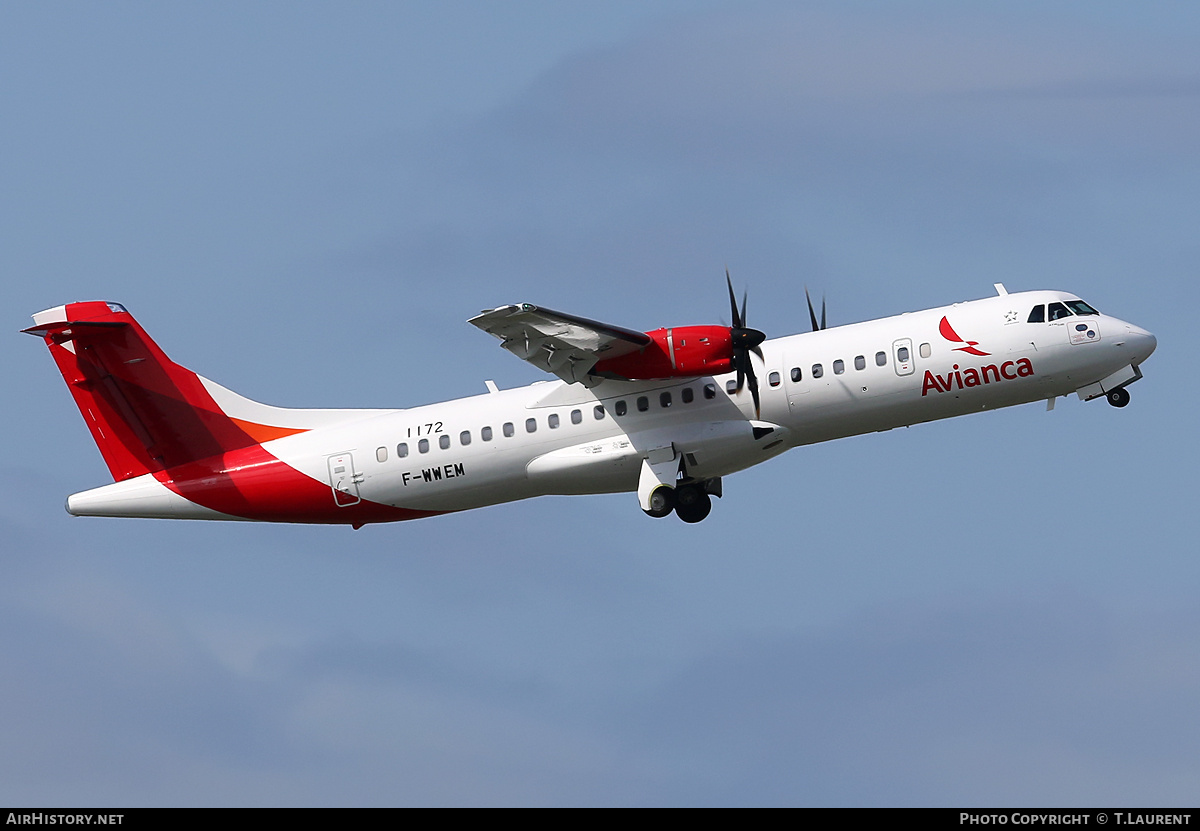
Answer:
469, 303, 651, 385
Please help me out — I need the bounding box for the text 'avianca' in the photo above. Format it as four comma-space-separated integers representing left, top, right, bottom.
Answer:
922, 358, 1035, 396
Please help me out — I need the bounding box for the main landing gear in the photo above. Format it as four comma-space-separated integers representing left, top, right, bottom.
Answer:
674, 484, 712, 524
1107, 387, 1131, 408
639, 454, 720, 523
643, 482, 715, 523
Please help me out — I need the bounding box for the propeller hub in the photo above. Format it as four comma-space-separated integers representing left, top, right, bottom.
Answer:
731, 327, 766, 349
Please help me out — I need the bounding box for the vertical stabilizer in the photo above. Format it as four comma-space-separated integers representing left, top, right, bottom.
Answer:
25, 301, 280, 481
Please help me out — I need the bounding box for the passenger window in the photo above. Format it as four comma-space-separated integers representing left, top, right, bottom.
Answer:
376, 446, 387, 463
615, 400, 627, 416
681, 387, 694, 404
594, 405, 605, 420
833, 360, 845, 375
570, 409, 582, 424
791, 367, 802, 382
876, 351, 887, 367
460, 431, 471, 446
660, 392, 671, 408
418, 438, 429, 454
503, 422, 514, 438
1048, 302, 1072, 321
768, 371, 781, 387
1028, 305, 1045, 323
439, 434, 450, 450
481, 426, 493, 442
548, 413, 560, 429
726, 379, 738, 393
525, 418, 537, 433
637, 396, 649, 412
704, 383, 717, 399
397, 442, 409, 458
919, 343, 931, 359
897, 346, 910, 362
812, 363, 823, 378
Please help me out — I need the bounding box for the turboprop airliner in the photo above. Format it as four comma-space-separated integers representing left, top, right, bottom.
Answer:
25, 279, 1155, 526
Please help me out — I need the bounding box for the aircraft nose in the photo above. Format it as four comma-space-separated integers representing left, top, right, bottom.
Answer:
1125, 323, 1157, 365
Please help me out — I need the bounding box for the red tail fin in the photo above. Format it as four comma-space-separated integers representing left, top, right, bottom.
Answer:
25, 301, 273, 481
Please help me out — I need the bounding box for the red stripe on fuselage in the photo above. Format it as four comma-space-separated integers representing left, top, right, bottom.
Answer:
154, 444, 443, 525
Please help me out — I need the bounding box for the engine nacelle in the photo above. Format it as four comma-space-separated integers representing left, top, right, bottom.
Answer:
593, 325, 733, 380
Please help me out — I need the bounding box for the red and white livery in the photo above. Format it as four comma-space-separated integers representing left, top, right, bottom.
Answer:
26, 281, 1156, 526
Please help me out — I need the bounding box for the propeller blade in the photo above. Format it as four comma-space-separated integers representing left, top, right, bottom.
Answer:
726, 269, 742, 329
723, 269, 766, 417
744, 355, 761, 418
804, 287, 828, 331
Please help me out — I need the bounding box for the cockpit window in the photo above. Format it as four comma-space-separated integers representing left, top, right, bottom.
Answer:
1048, 302, 1072, 321
1065, 300, 1099, 316
1027, 305, 1045, 323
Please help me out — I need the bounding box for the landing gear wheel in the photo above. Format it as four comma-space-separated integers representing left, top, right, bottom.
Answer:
643, 486, 676, 518
1107, 387, 1130, 408
674, 486, 712, 524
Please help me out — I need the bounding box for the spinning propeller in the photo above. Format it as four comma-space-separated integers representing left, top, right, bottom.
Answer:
726, 270, 767, 418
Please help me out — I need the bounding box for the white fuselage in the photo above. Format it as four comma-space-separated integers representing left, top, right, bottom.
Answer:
64, 289, 1156, 522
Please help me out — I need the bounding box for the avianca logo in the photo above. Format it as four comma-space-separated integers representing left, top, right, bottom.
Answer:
924, 316, 1034, 396
939, 316, 990, 356
922, 359, 1035, 396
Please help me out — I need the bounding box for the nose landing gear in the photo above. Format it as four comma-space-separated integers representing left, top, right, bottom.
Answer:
1107, 387, 1130, 408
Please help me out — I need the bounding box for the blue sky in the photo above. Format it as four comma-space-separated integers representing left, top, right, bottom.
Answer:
4, 1, 1199, 806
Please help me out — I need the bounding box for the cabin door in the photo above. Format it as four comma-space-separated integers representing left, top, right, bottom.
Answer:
327, 452, 362, 507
